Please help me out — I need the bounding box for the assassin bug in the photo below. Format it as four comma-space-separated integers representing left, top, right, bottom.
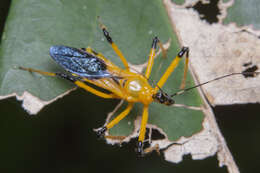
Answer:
19, 20, 259, 155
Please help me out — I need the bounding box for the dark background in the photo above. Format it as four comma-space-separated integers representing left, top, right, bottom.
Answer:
0, 0, 259, 172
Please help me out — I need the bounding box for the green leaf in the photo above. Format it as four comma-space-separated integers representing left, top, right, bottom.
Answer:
223, 0, 260, 29
0, 0, 204, 143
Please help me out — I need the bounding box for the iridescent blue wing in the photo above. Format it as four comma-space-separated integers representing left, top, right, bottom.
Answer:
49, 45, 111, 79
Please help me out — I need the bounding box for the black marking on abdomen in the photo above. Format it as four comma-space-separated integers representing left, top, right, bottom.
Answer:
55, 72, 81, 82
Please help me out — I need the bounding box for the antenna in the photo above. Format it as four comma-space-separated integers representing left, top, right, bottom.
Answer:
170, 71, 260, 97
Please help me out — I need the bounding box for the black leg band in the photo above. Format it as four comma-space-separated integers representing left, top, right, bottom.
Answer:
136, 141, 144, 156
96, 126, 107, 137
56, 72, 80, 82
178, 47, 189, 57
102, 28, 113, 44
151, 36, 159, 49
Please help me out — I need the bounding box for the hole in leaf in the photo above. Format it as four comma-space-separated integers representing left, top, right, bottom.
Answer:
213, 103, 260, 172
144, 128, 165, 142
187, 0, 221, 24
151, 128, 166, 140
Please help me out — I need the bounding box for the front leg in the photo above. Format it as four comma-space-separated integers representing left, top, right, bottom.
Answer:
137, 105, 149, 155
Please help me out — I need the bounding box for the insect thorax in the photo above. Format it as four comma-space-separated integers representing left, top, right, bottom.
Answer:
123, 77, 155, 105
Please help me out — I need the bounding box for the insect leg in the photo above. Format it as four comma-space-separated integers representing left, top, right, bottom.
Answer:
179, 47, 189, 89
81, 47, 102, 57
98, 17, 129, 70
158, 40, 167, 59
155, 47, 189, 92
137, 105, 149, 155
19, 67, 115, 99
96, 103, 134, 136
145, 37, 159, 78
153, 40, 170, 82
82, 47, 109, 63
74, 80, 115, 99
19, 66, 57, 77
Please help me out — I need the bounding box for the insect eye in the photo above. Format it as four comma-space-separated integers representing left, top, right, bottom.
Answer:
160, 98, 165, 103
166, 99, 175, 106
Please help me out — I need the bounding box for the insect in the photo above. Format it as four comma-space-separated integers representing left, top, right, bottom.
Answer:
19, 20, 259, 155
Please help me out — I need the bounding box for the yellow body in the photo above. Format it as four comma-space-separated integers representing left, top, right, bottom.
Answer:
19, 21, 189, 154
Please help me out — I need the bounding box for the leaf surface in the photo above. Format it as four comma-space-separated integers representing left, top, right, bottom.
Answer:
0, 0, 204, 151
